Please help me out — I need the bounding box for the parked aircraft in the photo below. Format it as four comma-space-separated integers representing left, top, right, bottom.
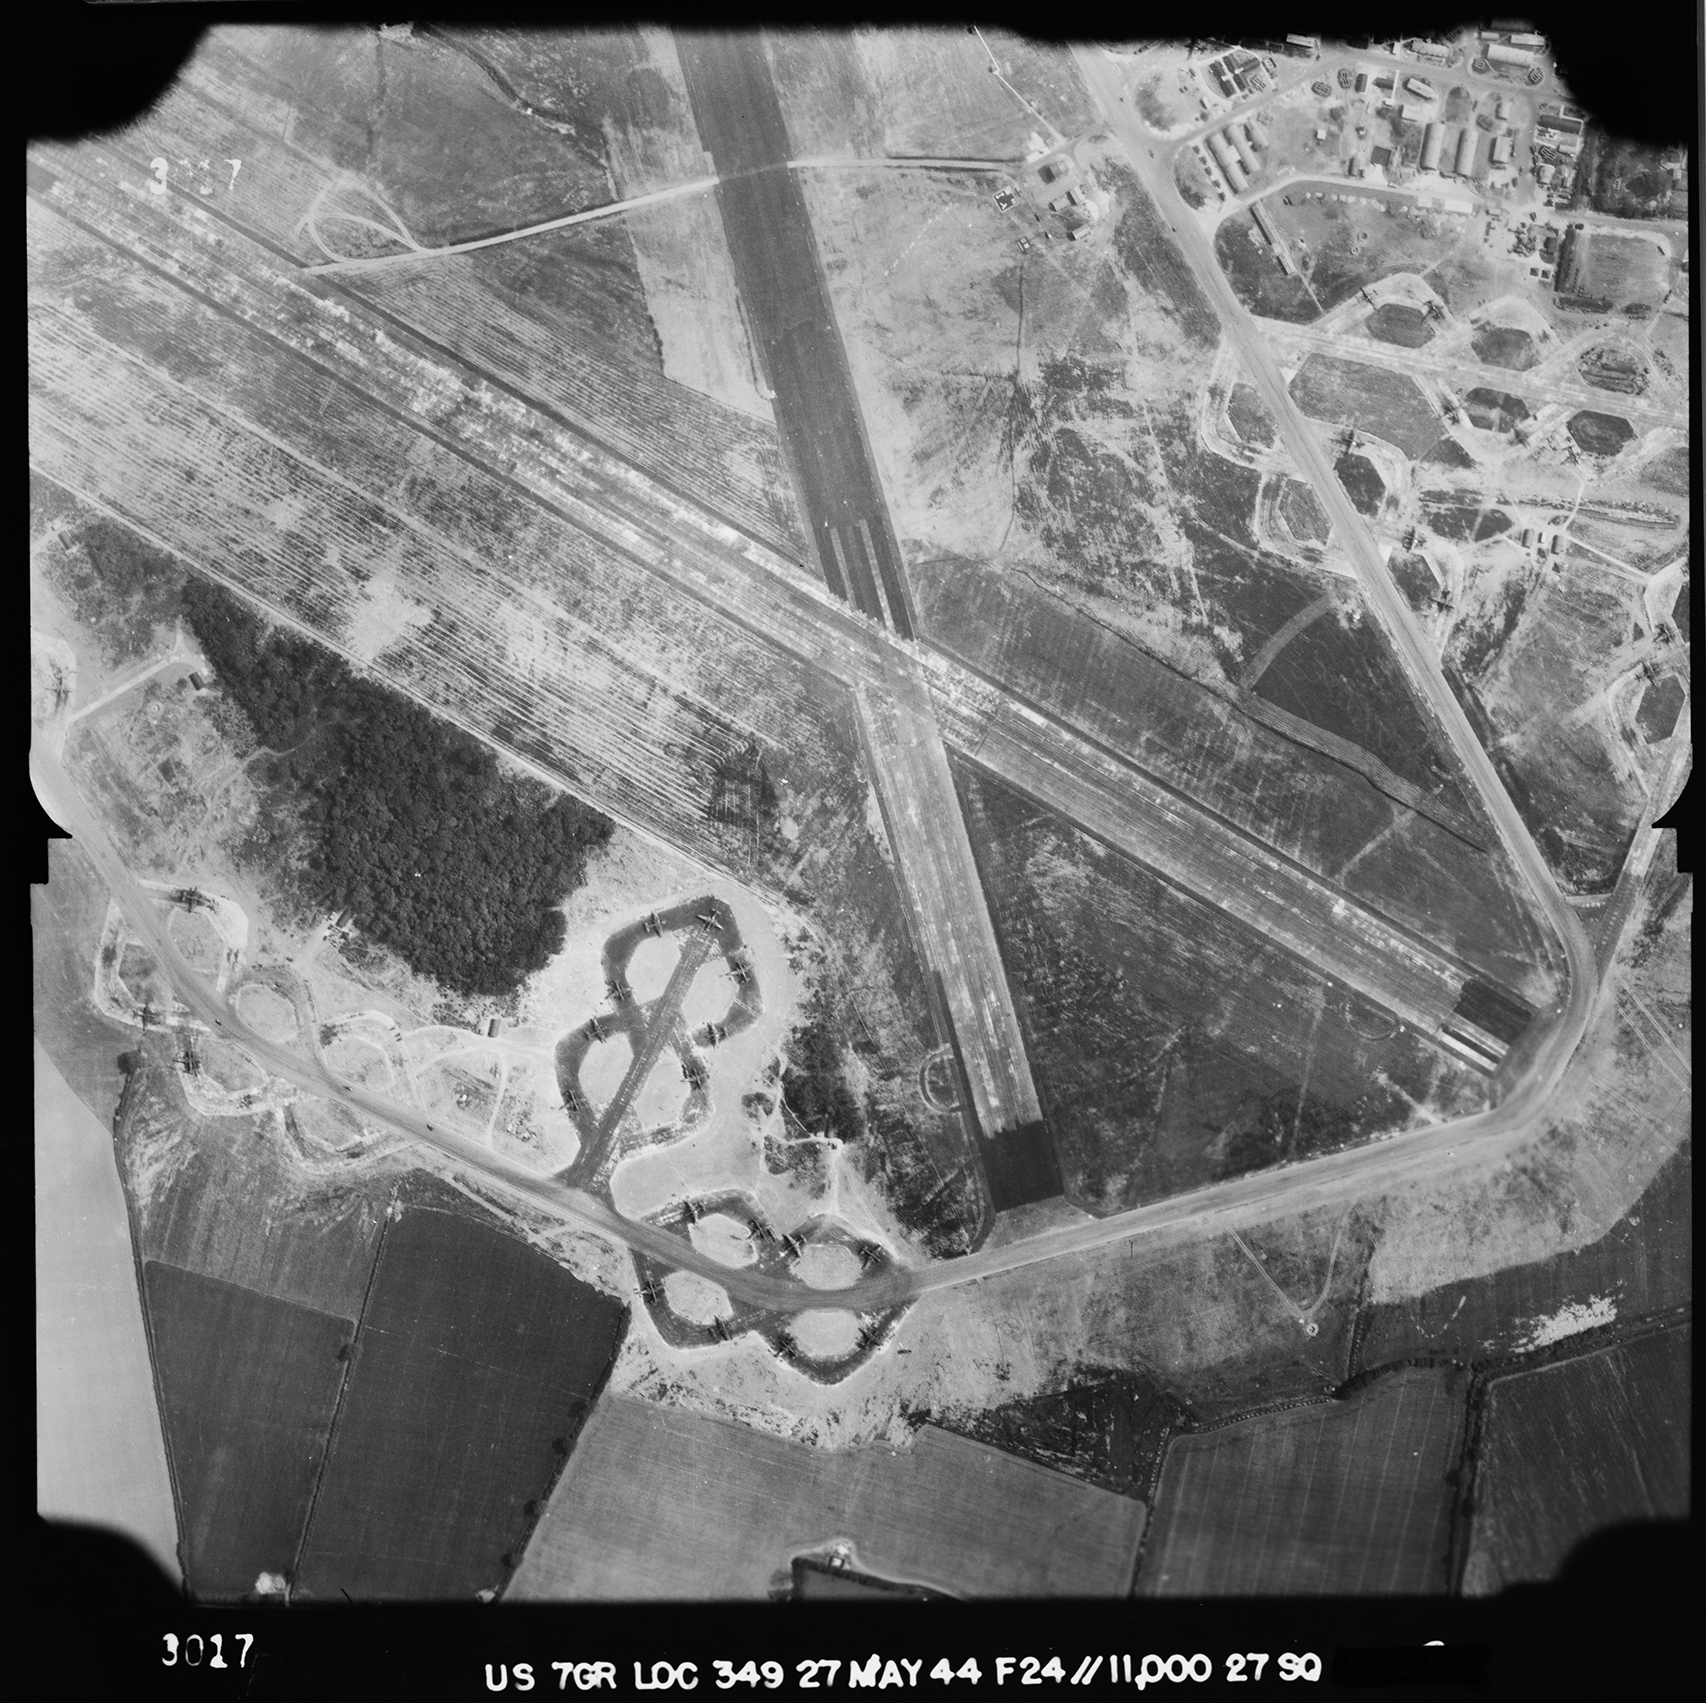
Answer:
682, 1058, 708, 1089
563, 1087, 586, 1114
856, 1241, 883, 1270
696, 910, 724, 932
681, 1197, 703, 1224
585, 1015, 608, 1042
703, 1022, 728, 1048
780, 1232, 807, 1259
606, 978, 629, 1004
642, 912, 664, 937
640, 1278, 663, 1306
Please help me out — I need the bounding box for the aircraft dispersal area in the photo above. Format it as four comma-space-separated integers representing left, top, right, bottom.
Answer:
1068, 44, 1600, 1122
28, 20, 1619, 1311
30, 740, 1610, 1322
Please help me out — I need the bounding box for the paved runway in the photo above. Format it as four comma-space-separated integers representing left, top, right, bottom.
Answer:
674, 31, 917, 637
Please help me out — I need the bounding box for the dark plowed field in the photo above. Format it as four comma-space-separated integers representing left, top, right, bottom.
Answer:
294, 1205, 626, 1599
1463, 1324, 1690, 1591
145, 1261, 353, 1599
1137, 1366, 1469, 1595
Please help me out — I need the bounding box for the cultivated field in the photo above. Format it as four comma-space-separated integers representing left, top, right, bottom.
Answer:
1136, 1366, 1468, 1595
294, 1202, 627, 1599
508, 1397, 1144, 1598
144, 1260, 352, 1598
1461, 1325, 1690, 1593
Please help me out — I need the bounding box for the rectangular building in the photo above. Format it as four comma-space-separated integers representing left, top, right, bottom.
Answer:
1491, 134, 1514, 166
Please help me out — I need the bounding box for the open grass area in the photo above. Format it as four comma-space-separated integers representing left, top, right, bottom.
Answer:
1462, 1325, 1690, 1592
509, 1398, 1145, 1598
1227, 383, 1277, 448
950, 759, 1483, 1212
1367, 302, 1434, 347
1471, 325, 1540, 370
1213, 211, 1320, 322
294, 1201, 627, 1599
1445, 572, 1650, 891
1357, 1139, 1691, 1369
1289, 354, 1441, 458
1334, 451, 1386, 517
1137, 1366, 1468, 1595
1464, 388, 1530, 432
1568, 410, 1636, 456
144, 1260, 352, 1599
1254, 595, 1470, 802
1239, 188, 1462, 314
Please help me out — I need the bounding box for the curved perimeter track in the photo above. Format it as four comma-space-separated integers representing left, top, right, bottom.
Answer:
1067, 47, 1599, 1129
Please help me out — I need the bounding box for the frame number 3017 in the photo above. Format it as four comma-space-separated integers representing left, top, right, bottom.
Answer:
162, 1634, 254, 1669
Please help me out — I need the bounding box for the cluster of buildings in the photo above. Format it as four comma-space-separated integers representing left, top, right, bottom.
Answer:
1024, 152, 1112, 242
1205, 118, 1264, 195
1203, 46, 1270, 99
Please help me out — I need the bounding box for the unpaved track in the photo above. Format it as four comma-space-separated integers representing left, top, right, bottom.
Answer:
28, 152, 1515, 1055
34, 746, 1569, 1321
1069, 45, 1600, 1134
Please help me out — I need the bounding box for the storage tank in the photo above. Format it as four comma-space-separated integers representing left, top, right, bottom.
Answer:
1420, 122, 1444, 171
1454, 127, 1478, 177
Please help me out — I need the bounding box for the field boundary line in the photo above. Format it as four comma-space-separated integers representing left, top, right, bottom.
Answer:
287, 1186, 394, 1603
106, 1056, 189, 1588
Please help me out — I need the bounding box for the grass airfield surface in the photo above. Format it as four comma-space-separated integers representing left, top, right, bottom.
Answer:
508, 1395, 1143, 1599
30, 18, 1693, 1605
